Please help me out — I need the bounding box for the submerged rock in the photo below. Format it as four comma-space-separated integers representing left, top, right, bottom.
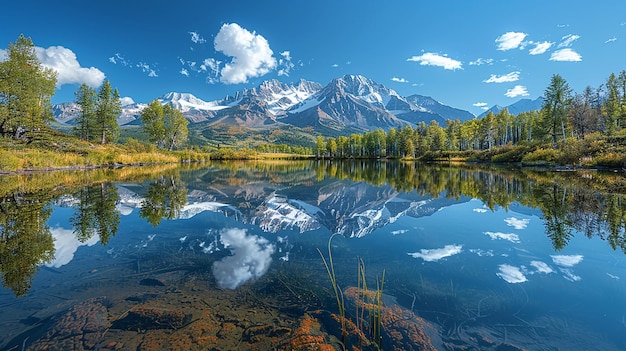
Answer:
29, 297, 111, 351
112, 305, 191, 330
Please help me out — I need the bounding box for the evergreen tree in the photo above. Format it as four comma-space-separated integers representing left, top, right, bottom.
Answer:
0, 35, 57, 139
74, 83, 97, 141
94, 80, 121, 144
540, 74, 572, 145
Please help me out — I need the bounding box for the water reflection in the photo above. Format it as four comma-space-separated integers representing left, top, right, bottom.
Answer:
0, 161, 626, 349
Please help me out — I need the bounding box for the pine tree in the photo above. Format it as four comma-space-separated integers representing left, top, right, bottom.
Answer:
74, 83, 97, 141
94, 80, 121, 144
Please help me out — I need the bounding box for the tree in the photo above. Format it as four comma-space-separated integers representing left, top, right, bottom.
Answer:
163, 104, 188, 150
315, 135, 325, 158
0, 35, 57, 139
603, 73, 621, 136
94, 80, 121, 144
541, 74, 572, 145
569, 86, 600, 139
74, 83, 97, 141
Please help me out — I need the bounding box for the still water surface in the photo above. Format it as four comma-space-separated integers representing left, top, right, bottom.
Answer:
1, 161, 625, 350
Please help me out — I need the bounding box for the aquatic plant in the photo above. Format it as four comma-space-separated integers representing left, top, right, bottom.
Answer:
317, 233, 347, 345
318, 234, 386, 350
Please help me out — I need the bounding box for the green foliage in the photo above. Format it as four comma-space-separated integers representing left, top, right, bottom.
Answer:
0, 35, 57, 139
74, 83, 97, 141
94, 80, 121, 144
521, 147, 560, 164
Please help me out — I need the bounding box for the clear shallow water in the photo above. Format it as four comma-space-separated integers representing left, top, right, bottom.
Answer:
1, 161, 625, 350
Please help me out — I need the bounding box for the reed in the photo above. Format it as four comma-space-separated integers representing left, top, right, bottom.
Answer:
317, 233, 347, 345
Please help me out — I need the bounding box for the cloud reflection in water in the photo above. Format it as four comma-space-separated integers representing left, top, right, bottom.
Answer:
212, 228, 275, 289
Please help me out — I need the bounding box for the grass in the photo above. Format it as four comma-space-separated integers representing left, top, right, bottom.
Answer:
318, 233, 386, 350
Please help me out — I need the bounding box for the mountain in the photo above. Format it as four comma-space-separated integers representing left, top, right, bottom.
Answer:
282, 74, 412, 133
405, 95, 475, 122
52, 74, 487, 135
478, 97, 543, 118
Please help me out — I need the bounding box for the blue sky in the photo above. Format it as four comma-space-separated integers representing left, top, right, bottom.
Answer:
2, 0, 626, 115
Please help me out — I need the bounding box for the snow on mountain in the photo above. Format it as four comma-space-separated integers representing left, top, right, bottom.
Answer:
159, 92, 230, 112
252, 195, 321, 233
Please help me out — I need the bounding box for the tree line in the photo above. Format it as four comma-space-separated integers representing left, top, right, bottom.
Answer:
314, 72, 626, 158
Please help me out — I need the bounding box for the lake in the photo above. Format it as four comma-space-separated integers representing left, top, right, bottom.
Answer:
1, 160, 625, 350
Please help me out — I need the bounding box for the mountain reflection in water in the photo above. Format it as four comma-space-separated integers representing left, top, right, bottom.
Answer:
0, 161, 625, 350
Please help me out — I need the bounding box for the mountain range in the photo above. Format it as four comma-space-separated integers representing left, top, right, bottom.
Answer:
52, 74, 542, 135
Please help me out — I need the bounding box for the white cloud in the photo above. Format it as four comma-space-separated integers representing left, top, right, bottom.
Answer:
214, 23, 277, 84
530, 260, 554, 274
496, 264, 527, 283
607, 273, 620, 279
189, 31, 206, 44
331, 63, 339, 68
34, 46, 105, 88
408, 244, 463, 262
560, 268, 581, 282
0, 48, 6, 60
469, 248, 494, 257
605, 37, 617, 44
504, 217, 530, 230
495, 32, 527, 50
484, 71, 520, 83
558, 34, 580, 48
180, 68, 189, 77
120, 96, 134, 106
551, 254, 583, 267
212, 228, 275, 289
550, 48, 582, 62
407, 52, 462, 70
137, 62, 158, 77
108, 53, 130, 66
391, 77, 409, 83
391, 229, 409, 235
472, 103, 488, 108
469, 58, 494, 66
46, 227, 100, 268
484, 231, 521, 243
505, 85, 529, 98
473, 207, 488, 212
277, 50, 294, 77
529, 41, 553, 55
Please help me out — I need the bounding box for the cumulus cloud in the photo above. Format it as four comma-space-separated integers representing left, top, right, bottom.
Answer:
214, 23, 277, 84
558, 34, 580, 48
46, 227, 100, 268
189, 31, 206, 44
496, 264, 527, 283
495, 32, 527, 50
504, 217, 530, 230
484, 71, 520, 83
212, 228, 275, 289
484, 231, 521, 243
469, 58, 494, 66
530, 260, 554, 274
407, 52, 462, 70
505, 85, 529, 98
119, 96, 135, 106
277, 50, 294, 77
550, 48, 582, 62
33, 46, 105, 88
551, 254, 583, 267
408, 244, 463, 262
391, 77, 409, 83
529, 41, 553, 55
180, 68, 189, 77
